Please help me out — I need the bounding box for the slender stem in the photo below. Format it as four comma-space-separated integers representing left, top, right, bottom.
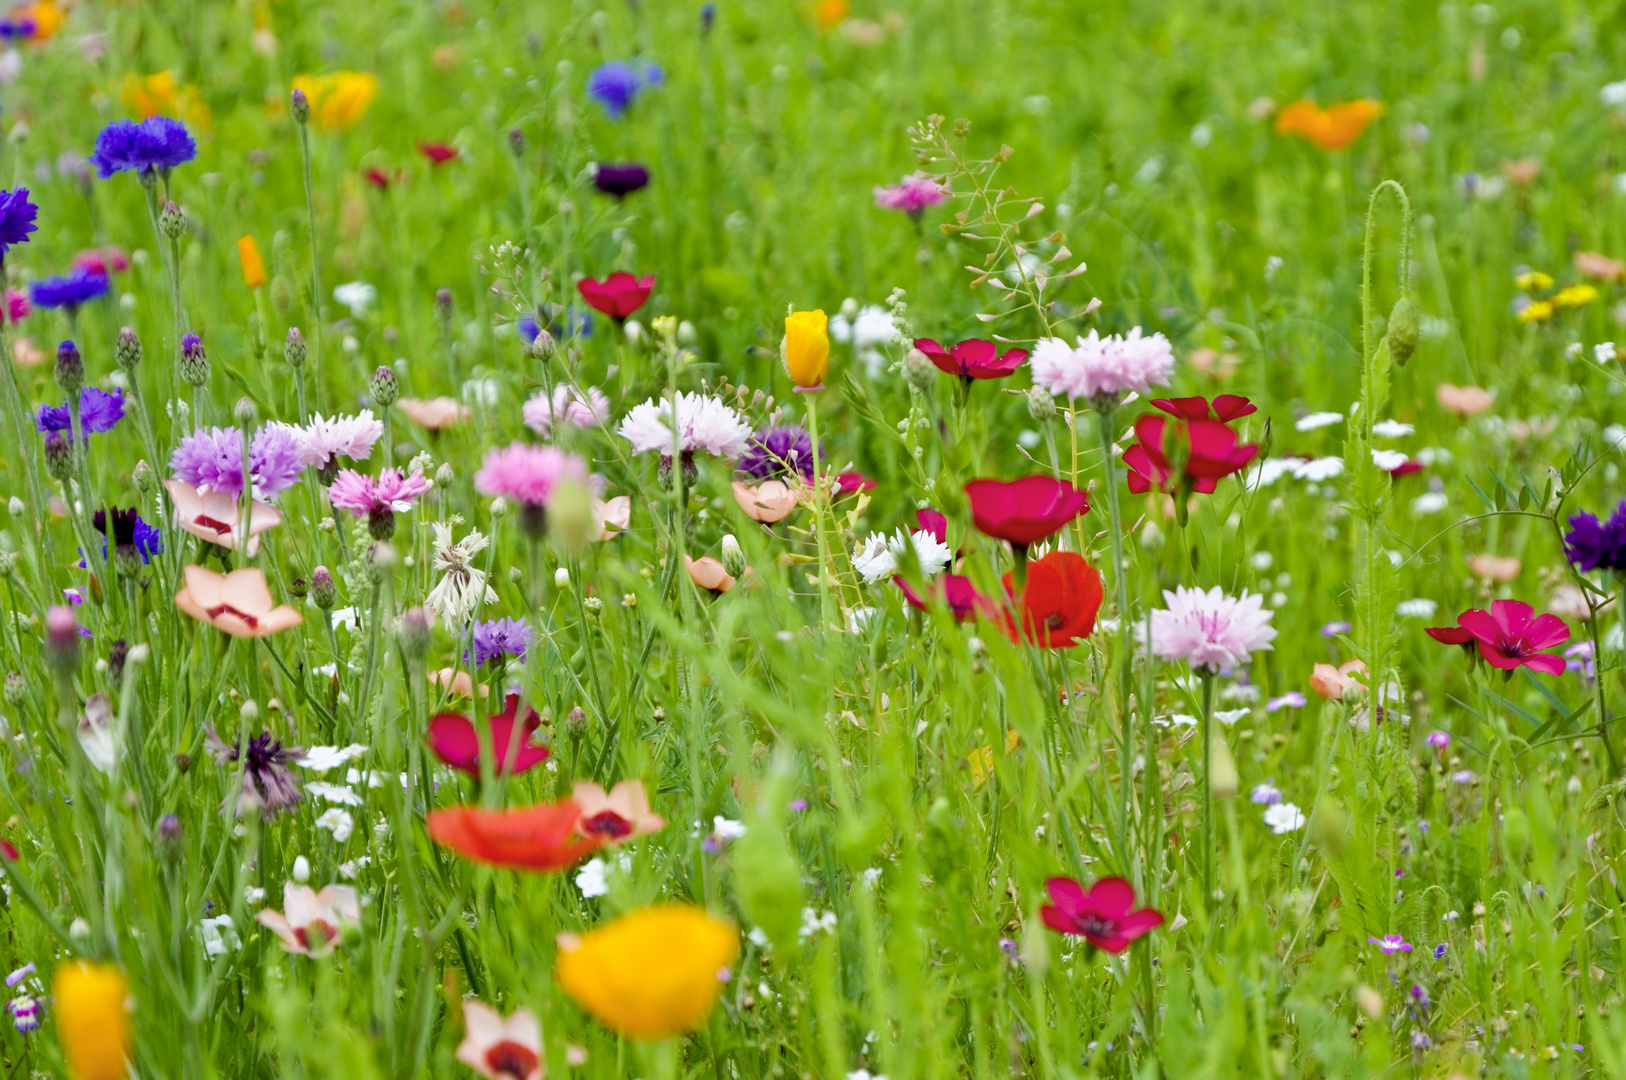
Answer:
1098, 406, 1135, 858
297, 122, 324, 395
804, 391, 838, 630
1200, 667, 1215, 907
0, 265, 56, 583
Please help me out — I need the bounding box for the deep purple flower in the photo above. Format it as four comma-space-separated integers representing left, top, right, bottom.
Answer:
90, 116, 198, 179
700, 2, 715, 33
92, 508, 163, 565
468, 618, 531, 666
169, 425, 306, 499
593, 162, 650, 197
1564, 501, 1626, 572
737, 425, 816, 482
0, 188, 38, 260
586, 61, 662, 117
1432, 943, 1447, 959
36, 387, 125, 439
205, 723, 304, 819
0, 17, 36, 41
30, 269, 110, 310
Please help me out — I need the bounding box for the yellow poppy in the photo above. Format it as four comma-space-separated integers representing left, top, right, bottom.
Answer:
292, 72, 380, 133
783, 309, 829, 389
1273, 99, 1383, 152
53, 962, 130, 1080
1513, 270, 1553, 291
555, 905, 738, 1039
1553, 283, 1598, 309
237, 236, 266, 289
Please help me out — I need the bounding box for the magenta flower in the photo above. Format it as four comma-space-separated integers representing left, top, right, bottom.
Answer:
1424, 599, 1569, 675
328, 468, 432, 515
1040, 876, 1164, 954
1426, 731, 1450, 749
913, 338, 1028, 382
1368, 934, 1413, 955
873, 172, 947, 216
474, 443, 589, 508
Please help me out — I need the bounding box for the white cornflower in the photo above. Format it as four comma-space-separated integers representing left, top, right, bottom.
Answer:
1029, 327, 1175, 401
851, 528, 952, 584
289, 411, 383, 469
426, 522, 497, 625
618, 391, 753, 458
1263, 802, 1306, 834
315, 808, 355, 842
1294, 412, 1343, 432
1149, 586, 1277, 672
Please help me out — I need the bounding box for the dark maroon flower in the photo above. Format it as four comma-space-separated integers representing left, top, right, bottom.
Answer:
913, 337, 1027, 381
895, 573, 995, 623
577, 272, 653, 321
965, 476, 1089, 550
428, 694, 551, 776
1040, 876, 1164, 953
1425, 599, 1569, 675
593, 162, 650, 197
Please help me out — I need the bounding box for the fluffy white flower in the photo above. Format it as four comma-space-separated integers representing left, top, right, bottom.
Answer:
1149, 586, 1277, 672
575, 858, 610, 899
618, 392, 753, 457
291, 411, 383, 468
1395, 598, 1438, 619
1263, 802, 1306, 834
1372, 419, 1415, 438
332, 281, 377, 317
315, 808, 354, 842
1029, 327, 1175, 400
426, 522, 496, 625
1294, 411, 1343, 432
851, 528, 952, 584
523, 384, 610, 436
1370, 448, 1410, 471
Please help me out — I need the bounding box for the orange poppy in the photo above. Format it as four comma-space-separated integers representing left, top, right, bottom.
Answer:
1273, 99, 1383, 151
427, 800, 602, 872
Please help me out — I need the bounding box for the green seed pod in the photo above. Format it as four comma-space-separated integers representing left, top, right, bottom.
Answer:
1387, 296, 1421, 366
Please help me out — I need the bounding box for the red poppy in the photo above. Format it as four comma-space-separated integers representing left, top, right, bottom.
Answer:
577, 272, 654, 321
427, 694, 550, 776
1123, 394, 1260, 499
1040, 876, 1163, 953
998, 550, 1103, 647
965, 476, 1089, 550
427, 800, 602, 872
1425, 599, 1569, 675
895, 573, 995, 623
913, 337, 1028, 380
836, 471, 876, 494
419, 141, 459, 164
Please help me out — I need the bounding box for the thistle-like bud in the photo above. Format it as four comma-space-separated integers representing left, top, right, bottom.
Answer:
720, 534, 746, 578
1387, 296, 1421, 366
115, 326, 142, 371
904, 347, 936, 394
290, 88, 310, 125
3, 672, 24, 706
284, 327, 307, 368
1026, 387, 1056, 422
565, 705, 588, 739
44, 432, 73, 481
434, 287, 453, 323
489, 495, 508, 519
159, 200, 185, 240
369, 365, 399, 407
45, 605, 80, 676
367, 506, 396, 541
233, 396, 258, 428
270, 274, 296, 317
180, 333, 210, 387
435, 462, 454, 488
54, 339, 83, 397
507, 128, 525, 158
107, 640, 127, 689
310, 566, 338, 610
288, 577, 308, 600
132, 459, 155, 494
398, 606, 433, 661
524, 326, 556, 361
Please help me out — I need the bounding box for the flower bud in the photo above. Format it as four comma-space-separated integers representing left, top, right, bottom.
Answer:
132, 459, 155, 494
6, 497, 20, 516
233, 396, 258, 428
839, 297, 859, 319
720, 534, 746, 578
489, 496, 508, 519
624, 319, 644, 344
678, 319, 698, 346
369, 364, 399, 407
547, 478, 593, 553
270, 274, 296, 317
248, 311, 266, 360
565, 705, 588, 739
583, 596, 603, 621
292, 854, 311, 882
284, 326, 307, 368
554, 567, 571, 589
435, 462, 455, 488
54, 340, 83, 396
1387, 296, 1421, 366
310, 566, 338, 610
507, 128, 525, 158
3, 672, 24, 706
288, 577, 308, 600
44, 432, 73, 481
180, 332, 209, 387
45, 605, 80, 676
159, 200, 186, 240
115, 326, 142, 371
0, 551, 13, 579
367, 506, 396, 541
435, 287, 453, 323
398, 606, 433, 661
107, 640, 129, 688
904, 347, 936, 394
290, 87, 310, 125
524, 326, 556, 361
1026, 387, 1056, 422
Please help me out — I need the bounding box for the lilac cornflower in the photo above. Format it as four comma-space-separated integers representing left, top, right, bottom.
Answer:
1425, 731, 1450, 749
1451, 769, 1477, 784
1367, 934, 1413, 954
586, 60, 662, 117
30, 269, 110, 310
468, 618, 531, 666
1566, 641, 1596, 681
89, 116, 197, 179
4, 963, 33, 988
0, 188, 38, 261
1564, 501, 1626, 572
1432, 943, 1447, 958
1321, 620, 1352, 637
170, 425, 306, 499
1250, 782, 1282, 806
36, 386, 125, 439
737, 425, 817, 482
204, 724, 304, 819
1265, 690, 1306, 712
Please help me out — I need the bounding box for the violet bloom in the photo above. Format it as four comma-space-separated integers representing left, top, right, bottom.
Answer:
1564, 501, 1626, 572
1432, 943, 1447, 959
0, 188, 38, 261
586, 60, 662, 117
592, 162, 650, 197
170, 425, 306, 499
30, 269, 109, 310
36, 387, 125, 439
1425, 731, 1450, 749
873, 172, 948, 216
89, 116, 198, 178
1030, 328, 1176, 405
736, 425, 816, 482
89, 508, 163, 565
205, 723, 304, 819
1367, 934, 1413, 954
1566, 640, 1596, 681
1250, 782, 1282, 806
468, 618, 531, 666
1265, 691, 1306, 712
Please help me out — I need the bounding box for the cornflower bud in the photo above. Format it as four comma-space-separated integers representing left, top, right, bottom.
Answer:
45, 605, 80, 676
720, 534, 746, 578
524, 326, 556, 360
284, 327, 307, 368
54, 340, 83, 397
180, 333, 209, 387
132, 460, 155, 494
159, 200, 185, 240
398, 606, 433, 661
233, 396, 258, 428
3, 672, 24, 706
565, 706, 588, 739
115, 326, 142, 371
507, 128, 525, 158
369, 365, 398, 407
435, 287, 453, 323
435, 462, 455, 488
310, 566, 338, 610
44, 432, 73, 481
107, 640, 129, 688
290, 88, 310, 125
1027, 387, 1056, 422
157, 814, 183, 856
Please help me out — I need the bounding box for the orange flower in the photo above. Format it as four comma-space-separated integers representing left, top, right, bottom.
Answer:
731, 479, 798, 524
686, 556, 736, 594
237, 235, 266, 289
813, 0, 849, 30
1309, 659, 1366, 700
52, 961, 129, 1080
13, 1, 61, 41
175, 566, 303, 638
998, 550, 1103, 648
1273, 99, 1383, 151
427, 800, 602, 872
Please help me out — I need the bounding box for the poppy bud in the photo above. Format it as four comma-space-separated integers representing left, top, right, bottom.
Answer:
782, 309, 830, 390
369, 365, 398, 407
290, 87, 311, 125
1026, 387, 1055, 422
44, 432, 73, 481
1387, 296, 1421, 366
720, 534, 746, 578
904, 347, 936, 394
284, 327, 307, 368
54, 339, 82, 397
115, 327, 142, 371
310, 566, 338, 610
159, 200, 185, 241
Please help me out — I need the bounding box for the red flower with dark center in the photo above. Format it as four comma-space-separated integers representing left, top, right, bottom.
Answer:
487, 1043, 541, 1079
998, 550, 1103, 647
965, 476, 1090, 550
1040, 876, 1164, 953
580, 810, 634, 840
913, 337, 1028, 380
577, 272, 654, 321
419, 141, 458, 164
1425, 599, 1569, 674
1124, 395, 1260, 499
427, 800, 602, 872
895, 573, 995, 623
427, 694, 550, 776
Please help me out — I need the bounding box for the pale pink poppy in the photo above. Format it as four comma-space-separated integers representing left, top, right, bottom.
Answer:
685, 556, 735, 594
1576, 250, 1626, 283
1468, 553, 1521, 583
732, 479, 798, 524
164, 479, 282, 557
456, 1000, 542, 1080
1500, 158, 1541, 186
572, 779, 665, 843
174, 566, 304, 638
1435, 383, 1493, 417
429, 667, 489, 699
1549, 584, 1613, 620
256, 882, 360, 957
396, 397, 471, 431
1309, 659, 1366, 700
593, 495, 631, 540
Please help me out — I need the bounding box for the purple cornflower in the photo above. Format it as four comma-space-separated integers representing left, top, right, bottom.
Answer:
1367, 934, 1413, 954
1250, 782, 1282, 806
1321, 620, 1352, 637
169, 425, 305, 498
586, 60, 662, 117
4, 963, 33, 988
1564, 501, 1626, 572
1566, 640, 1596, 680
1266, 691, 1306, 712
1425, 731, 1450, 749
737, 425, 816, 482
36, 386, 125, 439
0, 188, 38, 260
89, 116, 197, 179
204, 724, 304, 819
468, 618, 531, 666
1432, 943, 1447, 958
0, 17, 36, 40
30, 269, 110, 310
592, 162, 650, 197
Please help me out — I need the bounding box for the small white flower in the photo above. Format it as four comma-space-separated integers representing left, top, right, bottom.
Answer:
799, 908, 838, 940
333, 281, 378, 317
1293, 457, 1345, 481
243, 886, 266, 905
339, 857, 371, 880
712, 816, 747, 840
1294, 411, 1343, 432
1263, 802, 1306, 834
200, 914, 237, 955
1396, 598, 1438, 619
1214, 708, 1251, 726
862, 867, 883, 887
316, 808, 355, 842
575, 858, 610, 899
291, 855, 310, 883
306, 782, 362, 806
1371, 448, 1410, 471
748, 927, 771, 948
1411, 492, 1449, 515
1597, 342, 1617, 364
1602, 80, 1626, 108
1372, 419, 1415, 438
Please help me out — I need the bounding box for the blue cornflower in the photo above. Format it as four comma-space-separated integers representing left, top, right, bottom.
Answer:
90, 115, 197, 179
0, 17, 36, 41
30, 269, 110, 310
0, 188, 38, 260
86, 507, 163, 566
467, 618, 531, 666
521, 306, 592, 342
586, 60, 663, 117
36, 387, 126, 439
1564, 501, 1626, 572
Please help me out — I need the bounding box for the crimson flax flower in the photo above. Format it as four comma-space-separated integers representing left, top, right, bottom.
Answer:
913, 337, 1028, 386
428, 695, 550, 776
1040, 876, 1164, 953
1425, 599, 1569, 675
577, 272, 653, 321
1123, 394, 1260, 522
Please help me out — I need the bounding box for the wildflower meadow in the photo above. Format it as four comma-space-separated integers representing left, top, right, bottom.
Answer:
0, 0, 1623, 1077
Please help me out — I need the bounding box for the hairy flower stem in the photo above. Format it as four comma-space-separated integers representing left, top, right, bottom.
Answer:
804, 391, 838, 631
297, 122, 324, 395
1097, 406, 1136, 852
1200, 667, 1215, 906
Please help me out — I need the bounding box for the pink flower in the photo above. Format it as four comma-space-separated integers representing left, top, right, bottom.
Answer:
257, 882, 361, 957
522, 384, 610, 436
4, 287, 28, 323
1149, 586, 1277, 672
617, 392, 752, 458
290, 411, 383, 469
328, 468, 432, 516
1030, 328, 1176, 402
456, 1000, 543, 1080
572, 780, 665, 843
873, 172, 947, 215
474, 442, 589, 507
72, 247, 129, 276
1424, 599, 1569, 675
1040, 876, 1164, 953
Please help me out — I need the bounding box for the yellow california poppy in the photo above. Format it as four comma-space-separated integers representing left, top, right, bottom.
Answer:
555, 905, 738, 1039
237, 236, 266, 289
121, 72, 213, 130
1272, 99, 1383, 152
292, 72, 380, 133
53, 962, 130, 1080
783, 309, 830, 389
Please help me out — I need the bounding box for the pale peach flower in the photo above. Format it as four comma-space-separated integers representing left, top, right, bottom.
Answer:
572, 779, 665, 843
164, 479, 282, 557
685, 556, 735, 594
256, 882, 360, 957
11, 336, 43, 367
1468, 553, 1520, 583
1188, 347, 1240, 380
1576, 250, 1626, 283
1500, 157, 1541, 186
175, 566, 303, 638
397, 397, 471, 431
1310, 659, 1367, 700
455, 1000, 542, 1080
593, 495, 631, 541
1435, 383, 1493, 417
428, 667, 489, 699
731, 479, 798, 524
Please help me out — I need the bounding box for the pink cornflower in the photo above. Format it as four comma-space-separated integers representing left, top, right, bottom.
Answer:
1030, 327, 1176, 405
290, 411, 383, 471
328, 468, 432, 515
4, 287, 28, 323
873, 172, 948, 216
1149, 585, 1277, 672
73, 247, 130, 276
475, 442, 589, 510
522, 384, 610, 436
617, 391, 752, 459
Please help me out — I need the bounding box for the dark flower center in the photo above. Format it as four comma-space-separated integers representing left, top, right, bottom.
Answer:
1071, 914, 1119, 940
1044, 613, 1066, 631
1493, 635, 1532, 660
191, 513, 234, 535
205, 602, 259, 629
294, 920, 337, 951
581, 810, 634, 839
485, 1041, 539, 1079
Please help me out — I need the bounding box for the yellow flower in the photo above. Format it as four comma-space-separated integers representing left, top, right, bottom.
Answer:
968, 728, 1021, 790
783, 309, 830, 389
1553, 283, 1599, 309
14, 0, 62, 40
121, 72, 213, 130
53, 962, 130, 1080
237, 236, 266, 289
1516, 300, 1554, 324
555, 905, 738, 1039
292, 72, 380, 133
1513, 270, 1553, 291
